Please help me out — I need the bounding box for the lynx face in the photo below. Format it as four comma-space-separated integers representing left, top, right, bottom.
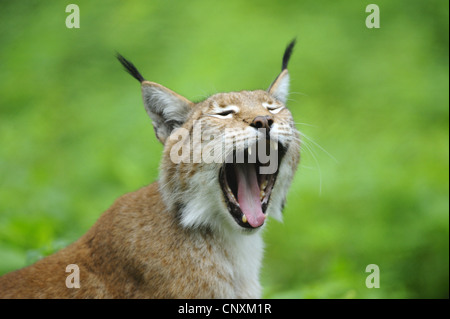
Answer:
118, 40, 300, 233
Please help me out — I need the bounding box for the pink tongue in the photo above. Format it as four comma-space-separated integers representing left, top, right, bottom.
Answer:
235, 163, 266, 228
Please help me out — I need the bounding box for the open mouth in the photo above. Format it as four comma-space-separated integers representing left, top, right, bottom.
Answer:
219, 140, 286, 229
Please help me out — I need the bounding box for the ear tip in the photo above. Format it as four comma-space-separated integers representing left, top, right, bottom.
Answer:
116, 53, 146, 83
281, 38, 296, 71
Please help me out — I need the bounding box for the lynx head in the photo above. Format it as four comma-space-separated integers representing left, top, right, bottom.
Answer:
117, 40, 300, 234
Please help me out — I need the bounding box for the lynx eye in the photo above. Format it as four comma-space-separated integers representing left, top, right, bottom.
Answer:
210, 109, 235, 119
263, 102, 284, 114
206, 105, 239, 119
217, 110, 234, 117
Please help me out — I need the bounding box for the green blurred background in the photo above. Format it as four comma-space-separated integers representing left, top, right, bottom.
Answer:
0, 0, 448, 298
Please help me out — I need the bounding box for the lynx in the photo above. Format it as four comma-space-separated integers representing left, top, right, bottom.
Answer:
0, 40, 300, 298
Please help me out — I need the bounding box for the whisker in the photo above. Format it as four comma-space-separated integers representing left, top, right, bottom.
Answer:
293, 122, 318, 128
300, 140, 323, 195
298, 132, 338, 163
289, 91, 309, 97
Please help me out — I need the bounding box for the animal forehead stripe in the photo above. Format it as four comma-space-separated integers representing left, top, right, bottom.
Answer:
213, 102, 238, 108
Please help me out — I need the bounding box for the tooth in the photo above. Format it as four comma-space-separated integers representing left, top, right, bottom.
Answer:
261, 179, 268, 190
242, 215, 247, 223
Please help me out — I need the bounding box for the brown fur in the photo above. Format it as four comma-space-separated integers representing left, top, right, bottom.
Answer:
0, 42, 300, 298
0, 183, 237, 298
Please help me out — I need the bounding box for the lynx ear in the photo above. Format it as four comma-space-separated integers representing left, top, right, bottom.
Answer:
268, 69, 290, 104
117, 54, 194, 144
268, 39, 296, 104
141, 81, 194, 144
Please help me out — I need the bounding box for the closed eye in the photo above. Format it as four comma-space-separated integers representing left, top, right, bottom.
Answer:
208, 110, 234, 119
217, 110, 234, 117
268, 106, 284, 114
263, 102, 284, 114
206, 105, 240, 119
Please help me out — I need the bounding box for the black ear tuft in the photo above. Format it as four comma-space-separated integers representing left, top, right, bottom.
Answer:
116, 53, 145, 82
281, 39, 296, 71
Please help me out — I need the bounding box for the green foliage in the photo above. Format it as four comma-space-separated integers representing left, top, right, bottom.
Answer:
0, 0, 448, 298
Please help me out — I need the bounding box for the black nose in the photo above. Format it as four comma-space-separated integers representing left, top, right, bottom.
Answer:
250, 115, 274, 132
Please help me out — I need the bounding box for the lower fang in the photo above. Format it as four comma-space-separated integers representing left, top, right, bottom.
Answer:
242, 215, 247, 223
261, 179, 268, 190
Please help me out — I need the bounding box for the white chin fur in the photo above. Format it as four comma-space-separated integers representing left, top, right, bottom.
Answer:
159, 126, 298, 233
167, 159, 292, 234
